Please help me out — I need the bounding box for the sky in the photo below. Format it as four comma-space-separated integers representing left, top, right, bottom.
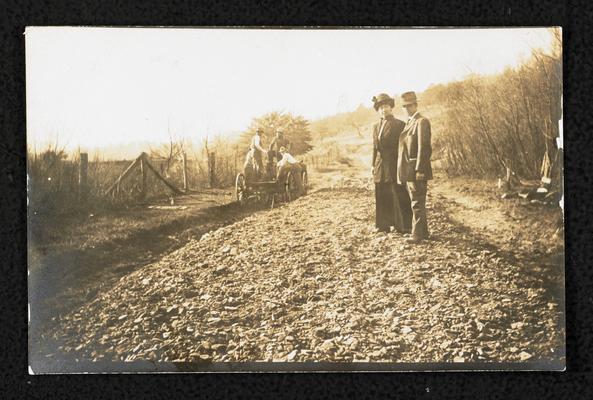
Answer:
26, 27, 555, 154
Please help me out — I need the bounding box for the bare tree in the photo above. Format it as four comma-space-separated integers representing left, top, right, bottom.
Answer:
149, 131, 186, 178
529, 27, 562, 185
437, 39, 561, 184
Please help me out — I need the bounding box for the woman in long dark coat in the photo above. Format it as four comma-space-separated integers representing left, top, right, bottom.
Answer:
371, 93, 412, 233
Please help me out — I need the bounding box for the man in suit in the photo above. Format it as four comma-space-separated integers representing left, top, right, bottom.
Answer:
397, 91, 433, 243
371, 93, 412, 233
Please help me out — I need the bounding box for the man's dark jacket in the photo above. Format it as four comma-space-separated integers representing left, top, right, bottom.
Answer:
397, 113, 433, 183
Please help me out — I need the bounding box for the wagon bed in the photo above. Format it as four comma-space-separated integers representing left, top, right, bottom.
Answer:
235, 164, 308, 208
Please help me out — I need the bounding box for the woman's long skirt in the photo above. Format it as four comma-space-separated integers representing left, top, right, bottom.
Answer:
375, 182, 412, 233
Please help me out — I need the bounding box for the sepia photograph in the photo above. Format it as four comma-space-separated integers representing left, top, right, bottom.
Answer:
26, 27, 564, 373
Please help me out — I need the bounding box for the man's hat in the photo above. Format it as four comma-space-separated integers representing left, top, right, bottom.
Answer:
372, 93, 395, 111
401, 91, 418, 106
256, 127, 263, 133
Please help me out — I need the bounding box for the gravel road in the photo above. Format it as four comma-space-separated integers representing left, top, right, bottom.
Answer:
42, 177, 564, 366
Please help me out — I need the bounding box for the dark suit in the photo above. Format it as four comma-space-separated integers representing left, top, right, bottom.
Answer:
269, 137, 291, 154
372, 115, 412, 232
398, 112, 432, 239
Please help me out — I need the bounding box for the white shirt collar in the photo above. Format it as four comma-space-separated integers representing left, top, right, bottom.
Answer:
407, 111, 419, 121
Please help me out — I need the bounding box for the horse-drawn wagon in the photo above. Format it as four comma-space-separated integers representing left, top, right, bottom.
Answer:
235, 151, 308, 208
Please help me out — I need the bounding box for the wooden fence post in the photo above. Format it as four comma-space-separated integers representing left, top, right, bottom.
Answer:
140, 156, 147, 199
181, 151, 188, 192
234, 146, 238, 177
78, 152, 88, 206
208, 151, 216, 188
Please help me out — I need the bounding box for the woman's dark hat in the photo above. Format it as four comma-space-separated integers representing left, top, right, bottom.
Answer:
372, 93, 395, 111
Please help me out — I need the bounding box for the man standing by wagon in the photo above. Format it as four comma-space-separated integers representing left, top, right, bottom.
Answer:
398, 91, 432, 243
371, 93, 412, 233
249, 127, 268, 178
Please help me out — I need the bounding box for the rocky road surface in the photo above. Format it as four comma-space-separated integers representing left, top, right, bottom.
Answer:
42, 177, 564, 365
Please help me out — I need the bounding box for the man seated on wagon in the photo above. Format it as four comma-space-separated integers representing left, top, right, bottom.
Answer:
268, 130, 291, 162
276, 146, 303, 195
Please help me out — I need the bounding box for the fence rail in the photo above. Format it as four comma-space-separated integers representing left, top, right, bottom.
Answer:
27, 147, 242, 215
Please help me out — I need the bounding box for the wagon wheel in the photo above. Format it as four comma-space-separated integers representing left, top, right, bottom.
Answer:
235, 173, 247, 206
301, 170, 308, 195
285, 171, 298, 202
